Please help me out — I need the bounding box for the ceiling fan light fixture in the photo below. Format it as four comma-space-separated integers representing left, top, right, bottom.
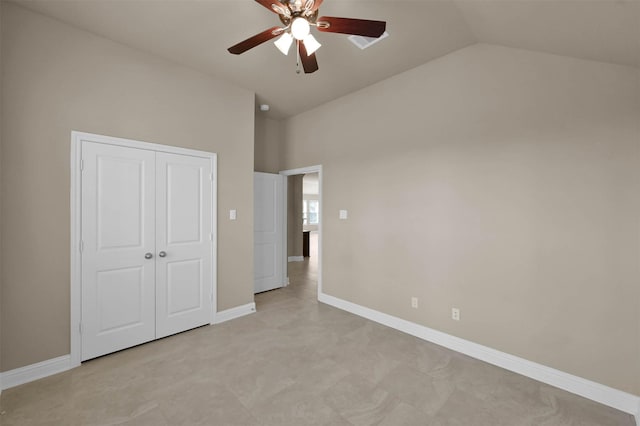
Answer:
227, 0, 387, 75
274, 32, 294, 55
303, 34, 321, 55
291, 17, 311, 40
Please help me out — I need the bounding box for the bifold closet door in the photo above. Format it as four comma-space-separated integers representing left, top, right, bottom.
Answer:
155, 152, 213, 338
81, 142, 157, 361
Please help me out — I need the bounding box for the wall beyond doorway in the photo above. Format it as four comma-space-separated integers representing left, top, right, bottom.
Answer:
287, 175, 303, 259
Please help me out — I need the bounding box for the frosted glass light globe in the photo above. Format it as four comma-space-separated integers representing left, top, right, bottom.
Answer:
303, 34, 321, 55
291, 17, 310, 40
274, 32, 293, 55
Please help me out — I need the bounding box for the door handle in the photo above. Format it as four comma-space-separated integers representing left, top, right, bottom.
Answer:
145, 253, 153, 259
158, 251, 167, 258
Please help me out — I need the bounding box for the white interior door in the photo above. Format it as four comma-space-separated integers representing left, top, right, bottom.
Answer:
155, 152, 213, 338
81, 142, 156, 361
254, 172, 284, 293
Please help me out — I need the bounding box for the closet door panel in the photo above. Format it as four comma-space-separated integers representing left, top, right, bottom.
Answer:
155, 152, 213, 338
81, 142, 156, 361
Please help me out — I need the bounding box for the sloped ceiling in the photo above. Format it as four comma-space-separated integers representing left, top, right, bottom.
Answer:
456, 0, 640, 69
9, 0, 640, 119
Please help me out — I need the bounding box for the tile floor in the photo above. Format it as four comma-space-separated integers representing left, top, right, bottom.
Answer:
0, 245, 634, 425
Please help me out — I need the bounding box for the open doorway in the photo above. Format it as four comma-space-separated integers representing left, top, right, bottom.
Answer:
280, 166, 323, 299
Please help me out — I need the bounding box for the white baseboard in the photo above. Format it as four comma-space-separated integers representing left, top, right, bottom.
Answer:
0, 355, 72, 391
318, 292, 640, 422
288, 256, 304, 262
213, 302, 256, 324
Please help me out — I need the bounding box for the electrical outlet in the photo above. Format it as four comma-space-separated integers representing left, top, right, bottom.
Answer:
451, 308, 460, 321
411, 297, 418, 309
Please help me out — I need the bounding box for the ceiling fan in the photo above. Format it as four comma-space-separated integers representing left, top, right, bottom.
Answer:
228, 0, 386, 74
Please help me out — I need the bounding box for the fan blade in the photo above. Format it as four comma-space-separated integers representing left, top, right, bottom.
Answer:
228, 27, 283, 55
299, 41, 319, 74
305, 0, 323, 13
316, 16, 386, 38
255, 0, 286, 14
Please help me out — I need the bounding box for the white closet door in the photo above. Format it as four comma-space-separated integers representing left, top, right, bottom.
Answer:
81, 142, 156, 361
155, 152, 213, 338
254, 172, 284, 293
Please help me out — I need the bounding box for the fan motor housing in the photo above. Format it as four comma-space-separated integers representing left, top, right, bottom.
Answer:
279, 10, 318, 26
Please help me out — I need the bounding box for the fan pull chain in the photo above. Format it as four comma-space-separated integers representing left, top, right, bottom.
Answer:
296, 41, 302, 74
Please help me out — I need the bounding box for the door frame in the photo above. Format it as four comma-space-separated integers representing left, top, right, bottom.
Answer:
279, 165, 323, 298
70, 131, 218, 367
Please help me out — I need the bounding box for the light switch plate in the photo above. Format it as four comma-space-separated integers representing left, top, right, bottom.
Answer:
229, 209, 237, 220
339, 210, 348, 220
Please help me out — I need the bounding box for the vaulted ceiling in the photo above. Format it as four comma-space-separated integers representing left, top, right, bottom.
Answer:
11, 0, 640, 119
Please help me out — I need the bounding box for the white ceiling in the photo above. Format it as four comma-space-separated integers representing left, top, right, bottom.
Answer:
10, 0, 640, 119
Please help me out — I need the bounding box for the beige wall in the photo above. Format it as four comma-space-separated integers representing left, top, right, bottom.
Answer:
254, 114, 283, 173
287, 175, 303, 258
1, 3, 255, 371
282, 44, 640, 395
